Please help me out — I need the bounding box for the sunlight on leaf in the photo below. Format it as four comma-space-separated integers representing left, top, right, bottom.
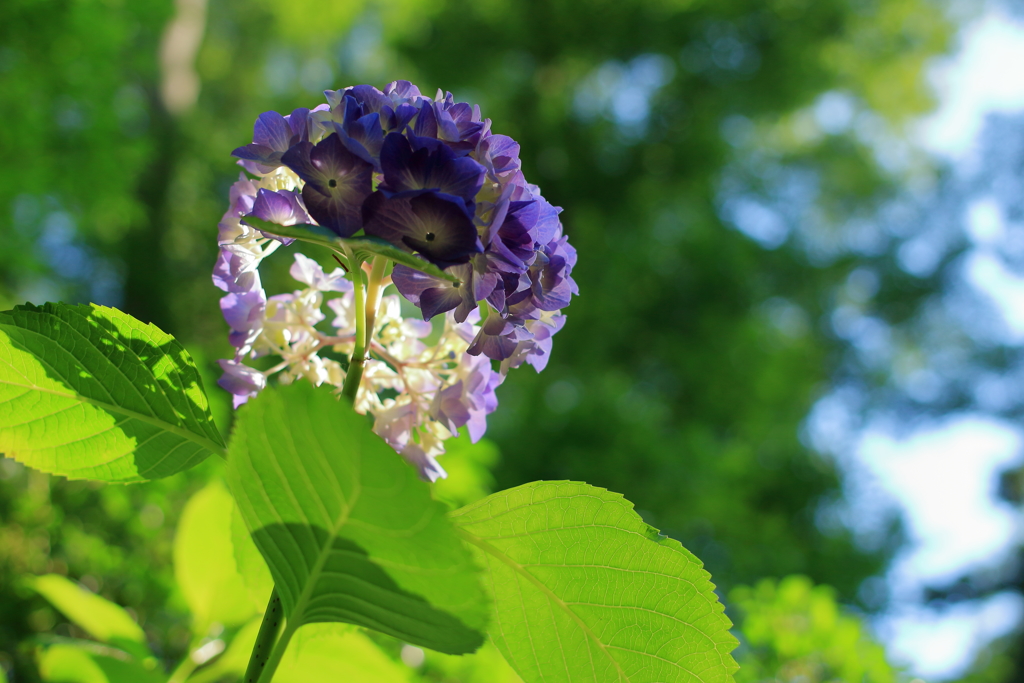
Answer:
231, 503, 275, 609
0, 303, 224, 482
274, 624, 413, 683
174, 480, 258, 634
227, 382, 488, 654
451, 481, 739, 683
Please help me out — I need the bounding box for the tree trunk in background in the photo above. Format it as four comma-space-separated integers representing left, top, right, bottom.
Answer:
122, 102, 177, 334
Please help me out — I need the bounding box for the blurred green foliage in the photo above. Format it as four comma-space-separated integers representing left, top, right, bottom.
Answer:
732, 575, 898, 683
0, 0, 965, 679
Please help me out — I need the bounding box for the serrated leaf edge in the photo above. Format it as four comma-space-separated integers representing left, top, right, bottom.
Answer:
451, 480, 740, 681
0, 305, 227, 473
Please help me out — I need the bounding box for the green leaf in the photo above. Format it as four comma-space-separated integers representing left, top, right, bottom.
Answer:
174, 480, 258, 633
274, 624, 413, 683
450, 481, 739, 683
27, 575, 152, 662
188, 621, 413, 683
231, 503, 275, 609
243, 217, 460, 282
36, 643, 164, 683
425, 640, 524, 683
226, 382, 487, 654
0, 302, 224, 482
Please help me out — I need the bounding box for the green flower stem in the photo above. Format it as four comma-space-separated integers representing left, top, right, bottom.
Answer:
363, 255, 388, 348
342, 254, 388, 402
255, 618, 299, 683
341, 251, 367, 401
243, 590, 283, 683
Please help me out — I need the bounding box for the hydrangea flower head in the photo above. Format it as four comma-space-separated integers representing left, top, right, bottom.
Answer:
213, 81, 577, 480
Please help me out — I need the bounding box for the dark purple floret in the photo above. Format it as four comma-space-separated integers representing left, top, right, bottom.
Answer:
467, 314, 531, 361
411, 100, 438, 138
379, 132, 486, 206
333, 111, 385, 169
232, 108, 315, 174
281, 133, 373, 237
326, 84, 393, 121
362, 190, 482, 268
244, 188, 311, 244
392, 266, 458, 317
433, 93, 487, 151
488, 201, 541, 270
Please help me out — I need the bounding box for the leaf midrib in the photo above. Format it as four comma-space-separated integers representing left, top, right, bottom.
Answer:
455, 527, 631, 683
0, 377, 226, 458
266, 403, 363, 634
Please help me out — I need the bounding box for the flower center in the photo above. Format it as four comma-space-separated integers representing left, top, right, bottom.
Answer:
328, 179, 337, 188
425, 232, 435, 241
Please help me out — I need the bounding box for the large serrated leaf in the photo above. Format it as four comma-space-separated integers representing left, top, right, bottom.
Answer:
243, 217, 460, 282
226, 382, 488, 654
0, 302, 224, 482
450, 481, 739, 683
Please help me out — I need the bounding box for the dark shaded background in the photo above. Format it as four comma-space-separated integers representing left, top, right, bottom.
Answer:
6, 0, 1024, 680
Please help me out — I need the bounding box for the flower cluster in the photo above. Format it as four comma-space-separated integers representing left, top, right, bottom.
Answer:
214, 81, 576, 479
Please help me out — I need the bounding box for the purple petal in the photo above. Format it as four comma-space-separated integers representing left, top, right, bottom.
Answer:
281, 135, 374, 237
412, 101, 437, 138
433, 102, 461, 142
334, 113, 385, 169
431, 380, 471, 435
420, 285, 465, 320
212, 250, 260, 293
399, 443, 447, 482
467, 314, 530, 360
379, 132, 486, 205
220, 289, 265, 332
362, 190, 482, 267
384, 80, 425, 104
289, 253, 351, 292
245, 189, 310, 244
231, 110, 314, 174
217, 359, 266, 409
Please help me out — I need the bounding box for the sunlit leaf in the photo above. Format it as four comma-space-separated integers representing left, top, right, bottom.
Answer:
274, 624, 413, 683
226, 382, 488, 654
0, 303, 224, 482
243, 217, 460, 282
231, 504, 275, 609
424, 640, 524, 683
36, 643, 163, 683
27, 575, 151, 661
174, 480, 258, 633
451, 481, 739, 683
